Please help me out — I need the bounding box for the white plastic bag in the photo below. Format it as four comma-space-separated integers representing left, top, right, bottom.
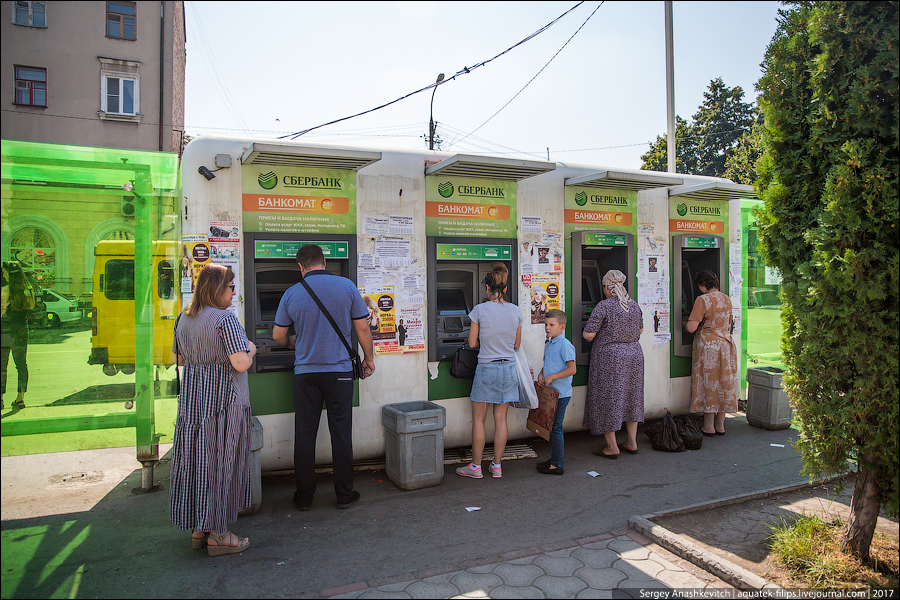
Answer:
512, 347, 538, 409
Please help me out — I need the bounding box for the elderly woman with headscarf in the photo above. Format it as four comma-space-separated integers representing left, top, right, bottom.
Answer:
582, 270, 644, 458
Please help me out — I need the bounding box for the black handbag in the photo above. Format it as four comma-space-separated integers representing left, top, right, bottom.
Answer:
450, 344, 479, 378
301, 278, 365, 380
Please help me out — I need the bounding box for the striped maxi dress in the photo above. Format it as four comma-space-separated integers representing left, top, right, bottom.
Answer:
170, 307, 252, 533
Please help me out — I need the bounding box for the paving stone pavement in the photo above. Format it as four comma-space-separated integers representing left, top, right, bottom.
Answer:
328, 532, 728, 599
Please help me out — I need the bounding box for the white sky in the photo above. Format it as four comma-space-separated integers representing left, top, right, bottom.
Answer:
184, 1, 782, 170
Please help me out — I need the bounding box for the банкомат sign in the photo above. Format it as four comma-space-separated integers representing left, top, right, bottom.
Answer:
242, 166, 357, 234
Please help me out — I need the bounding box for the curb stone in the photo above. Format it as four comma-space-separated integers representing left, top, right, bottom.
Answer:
624, 480, 845, 591
628, 514, 778, 590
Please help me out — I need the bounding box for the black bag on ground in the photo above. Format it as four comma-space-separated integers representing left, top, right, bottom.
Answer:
674, 415, 703, 450
450, 344, 479, 378
644, 409, 686, 452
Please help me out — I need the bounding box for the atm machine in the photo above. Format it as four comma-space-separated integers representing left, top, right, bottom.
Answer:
570, 231, 635, 365
243, 232, 356, 373
672, 234, 726, 357
427, 237, 516, 362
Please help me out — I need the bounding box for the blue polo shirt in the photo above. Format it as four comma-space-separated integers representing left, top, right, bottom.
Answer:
543, 333, 576, 398
274, 270, 369, 375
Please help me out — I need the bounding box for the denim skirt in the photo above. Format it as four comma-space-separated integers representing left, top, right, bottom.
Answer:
469, 361, 518, 404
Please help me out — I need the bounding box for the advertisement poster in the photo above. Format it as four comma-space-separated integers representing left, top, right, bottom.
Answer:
180, 235, 210, 294
520, 241, 536, 276
426, 176, 517, 238
359, 286, 398, 354
394, 307, 425, 354
210, 242, 239, 259
241, 165, 357, 234
530, 275, 560, 325
649, 303, 670, 334
208, 221, 240, 243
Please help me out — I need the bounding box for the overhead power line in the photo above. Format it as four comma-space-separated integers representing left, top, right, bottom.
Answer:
280, 2, 585, 140
452, 1, 604, 149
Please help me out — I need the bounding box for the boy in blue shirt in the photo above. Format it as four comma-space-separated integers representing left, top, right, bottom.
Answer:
536, 309, 577, 475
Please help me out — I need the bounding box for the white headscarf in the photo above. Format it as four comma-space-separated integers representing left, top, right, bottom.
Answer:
602, 269, 631, 312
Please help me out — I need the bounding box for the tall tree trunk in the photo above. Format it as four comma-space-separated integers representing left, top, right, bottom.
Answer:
841, 455, 881, 562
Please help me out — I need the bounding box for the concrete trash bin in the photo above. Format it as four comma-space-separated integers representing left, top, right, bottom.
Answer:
382, 401, 447, 491
239, 416, 264, 516
746, 367, 793, 430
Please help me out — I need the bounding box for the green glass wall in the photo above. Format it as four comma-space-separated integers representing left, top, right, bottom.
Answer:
740, 200, 784, 392
1, 140, 180, 459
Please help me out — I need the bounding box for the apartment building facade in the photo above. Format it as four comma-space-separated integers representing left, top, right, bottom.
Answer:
1, 1, 185, 297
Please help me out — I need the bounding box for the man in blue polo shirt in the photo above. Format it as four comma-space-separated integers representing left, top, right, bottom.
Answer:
273, 244, 375, 511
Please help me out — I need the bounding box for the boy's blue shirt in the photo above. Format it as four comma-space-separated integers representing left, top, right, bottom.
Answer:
543, 333, 576, 398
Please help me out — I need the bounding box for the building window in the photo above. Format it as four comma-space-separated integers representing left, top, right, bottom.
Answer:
14, 66, 46, 107
12, 1, 45, 27
106, 76, 136, 115
99, 58, 141, 122
107, 1, 136, 39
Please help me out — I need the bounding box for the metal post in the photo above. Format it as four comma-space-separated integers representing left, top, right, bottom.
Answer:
428, 73, 445, 150
665, 1, 676, 173
134, 165, 159, 491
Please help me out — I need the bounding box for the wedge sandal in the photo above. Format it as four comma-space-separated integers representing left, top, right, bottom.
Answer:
207, 531, 250, 556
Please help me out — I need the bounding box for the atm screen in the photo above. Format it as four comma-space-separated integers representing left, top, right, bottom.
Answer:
258, 290, 284, 322
437, 288, 469, 316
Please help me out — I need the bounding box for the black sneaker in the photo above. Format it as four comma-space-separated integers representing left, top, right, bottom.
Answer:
336, 490, 361, 509
536, 459, 564, 475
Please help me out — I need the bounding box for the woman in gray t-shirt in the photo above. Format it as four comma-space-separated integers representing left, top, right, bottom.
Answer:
456, 264, 523, 480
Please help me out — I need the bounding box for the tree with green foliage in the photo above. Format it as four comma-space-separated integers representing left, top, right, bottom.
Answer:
723, 109, 763, 185
640, 115, 699, 174
641, 78, 755, 177
755, 0, 899, 561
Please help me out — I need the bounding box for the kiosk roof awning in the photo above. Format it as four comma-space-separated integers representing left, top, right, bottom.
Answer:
241, 143, 382, 171
668, 180, 758, 201
565, 170, 683, 191
425, 154, 556, 181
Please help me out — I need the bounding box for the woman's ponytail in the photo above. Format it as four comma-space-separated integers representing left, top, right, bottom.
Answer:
483, 263, 509, 300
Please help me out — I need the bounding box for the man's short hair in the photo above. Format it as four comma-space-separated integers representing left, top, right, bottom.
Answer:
545, 309, 567, 325
296, 244, 325, 269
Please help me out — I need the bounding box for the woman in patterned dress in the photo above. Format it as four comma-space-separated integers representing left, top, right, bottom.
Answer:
582, 270, 644, 458
686, 270, 738, 436
171, 264, 257, 556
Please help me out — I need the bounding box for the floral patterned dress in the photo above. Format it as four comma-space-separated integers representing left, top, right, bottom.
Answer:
689, 291, 738, 413
582, 297, 644, 435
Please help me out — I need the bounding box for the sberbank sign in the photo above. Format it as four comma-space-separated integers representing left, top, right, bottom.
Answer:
257, 172, 344, 191
678, 202, 722, 217
437, 181, 505, 199
584, 193, 628, 206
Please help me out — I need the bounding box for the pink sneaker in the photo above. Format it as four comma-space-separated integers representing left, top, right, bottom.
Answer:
490, 462, 502, 478
456, 463, 483, 479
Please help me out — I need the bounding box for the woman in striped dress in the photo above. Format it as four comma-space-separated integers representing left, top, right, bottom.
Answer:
171, 264, 256, 556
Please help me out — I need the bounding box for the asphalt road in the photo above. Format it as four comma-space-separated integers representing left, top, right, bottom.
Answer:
1, 416, 807, 598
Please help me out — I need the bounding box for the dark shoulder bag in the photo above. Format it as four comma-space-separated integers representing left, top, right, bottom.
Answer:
450, 343, 479, 378
300, 278, 364, 380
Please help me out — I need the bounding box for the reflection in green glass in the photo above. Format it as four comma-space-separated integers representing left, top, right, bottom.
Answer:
741, 200, 785, 395
1, 140, 179, 461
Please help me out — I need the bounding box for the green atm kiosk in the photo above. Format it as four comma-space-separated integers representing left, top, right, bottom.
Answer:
243, 232, 356, 373
570, 231, 636, 365
672, 234, 725, 357
426, 238, 516, 362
